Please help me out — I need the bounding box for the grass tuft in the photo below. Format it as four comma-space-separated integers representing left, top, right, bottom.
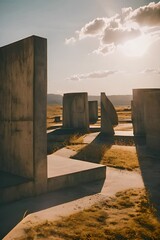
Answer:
21, 188, 160, 240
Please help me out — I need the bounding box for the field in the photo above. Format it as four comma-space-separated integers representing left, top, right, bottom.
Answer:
47, 104, 131, 129
22, 188, 160, 240
33, 105, 160, 240
47, 105, 63, 129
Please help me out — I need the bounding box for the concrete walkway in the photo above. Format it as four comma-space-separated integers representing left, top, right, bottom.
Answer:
1, 126, 155, 239
3, 166, 144, 240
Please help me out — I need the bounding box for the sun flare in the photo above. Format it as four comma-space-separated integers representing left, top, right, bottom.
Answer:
121, 35, 152, 57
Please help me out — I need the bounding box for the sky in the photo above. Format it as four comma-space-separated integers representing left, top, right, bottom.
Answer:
0, 0, 160, 96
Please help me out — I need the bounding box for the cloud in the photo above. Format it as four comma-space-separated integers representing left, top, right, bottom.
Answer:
142, 68, 160, 74
66, 70, 118, 81
65, 31, 80, 44
101, 27, 141, 45
93, 44, 115, 55
65, 2, 160, 55
129, 2, 160, 26
65, 18, 106, 44
80, 18, 106, 37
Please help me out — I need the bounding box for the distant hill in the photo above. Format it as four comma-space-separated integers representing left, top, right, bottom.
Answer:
47, 94, 63, 105
108, 95, 132, 106
47, 94, 132, 106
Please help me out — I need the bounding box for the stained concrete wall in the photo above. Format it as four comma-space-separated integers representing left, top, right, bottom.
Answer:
0, 36, 47, 194
144, 91, 160, 153
63, 92, 89, 131
132, 89, 160, 136
88, 101, 98, 123
101, 92, 118, 135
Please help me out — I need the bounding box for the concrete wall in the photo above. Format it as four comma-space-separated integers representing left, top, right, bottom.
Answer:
0, 36, 47, 194
132, 89, 160, 136
63, 92, 89, 131
144, 91, 160, 153
88, 101, 98, 123
101, 92, 118, 135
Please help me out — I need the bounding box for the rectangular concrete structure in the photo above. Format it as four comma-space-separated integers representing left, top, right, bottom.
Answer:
132, 89, 160, 136
144, 91, 160, 153
63, 92, 89, 132
47, 155, 106, 191
88, 101, 98, 123
101, 92, 118, 135
0, 36, 47, 201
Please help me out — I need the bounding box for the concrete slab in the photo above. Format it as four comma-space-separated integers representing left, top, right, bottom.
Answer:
47, 155, 106, 191
48, 155, 106, 178
114, 123, 133, 131
2, 166, 144, 240
53, 148, 76, 158
83, 129, 133, 144
83, 132, 100, 144
115, 130, 133, 136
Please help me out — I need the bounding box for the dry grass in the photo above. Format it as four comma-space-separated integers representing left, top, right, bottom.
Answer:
21, 188, 160, 240
68, 143, 139, 171
116, 106, 131, 121
67, 143, 87, 152
46, 105, 132, 129
101, 145, 139, 171
47, 105, 62, 129
70, 143, 109, 164
68, 134, 85, 145
47, 134, 85, 154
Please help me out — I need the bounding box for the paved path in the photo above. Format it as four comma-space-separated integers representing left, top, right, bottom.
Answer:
2, 126, 158, 239
3, 165, 144, 240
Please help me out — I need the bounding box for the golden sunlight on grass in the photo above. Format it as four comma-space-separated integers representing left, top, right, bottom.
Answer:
68, 134, 85, 145
47, 105, 62, 129
68, 144, 139, 171
46, 105, 132, 129
70, 143, 109, 164
101, 145, 139, 171
22, 188, 160, 240
115, 106, 131, 121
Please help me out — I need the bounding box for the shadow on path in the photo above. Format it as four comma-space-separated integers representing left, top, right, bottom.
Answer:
135, 137, 160, 219
47, 128, 84, 154
72, 132, 135, 164
0, 179, 105, 239
72, 132, 160, 220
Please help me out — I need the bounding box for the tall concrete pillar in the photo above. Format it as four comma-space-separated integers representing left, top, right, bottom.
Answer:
0, 36, 47, 195
144, 91, 160, 153
63, 92, 89, 132
88, 101, 98, 123
101, 92, 118, 135
132, 89, 160, 136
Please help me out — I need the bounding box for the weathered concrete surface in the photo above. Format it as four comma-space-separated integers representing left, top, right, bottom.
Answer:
144, 91, 160, 153
88, 101, 98, 123
47, 154, 106, 191
0, 36, 47, 202
63, 92, 89, 131
2, 162, 144, 240
101, 92, 118, 135
132, 89, 160, 136
53, 148, 76, 158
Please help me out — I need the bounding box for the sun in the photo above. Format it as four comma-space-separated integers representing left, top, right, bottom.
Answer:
121, 34, 152, 57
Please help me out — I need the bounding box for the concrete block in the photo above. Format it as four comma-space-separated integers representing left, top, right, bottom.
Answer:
0, 35, 47, 202
144, 91, 160, 153
47, 155, 106, 191
88, 101, 98, 123
132, 89, 160, 136
101, 92, 118, 135
63, 92, 89, 132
